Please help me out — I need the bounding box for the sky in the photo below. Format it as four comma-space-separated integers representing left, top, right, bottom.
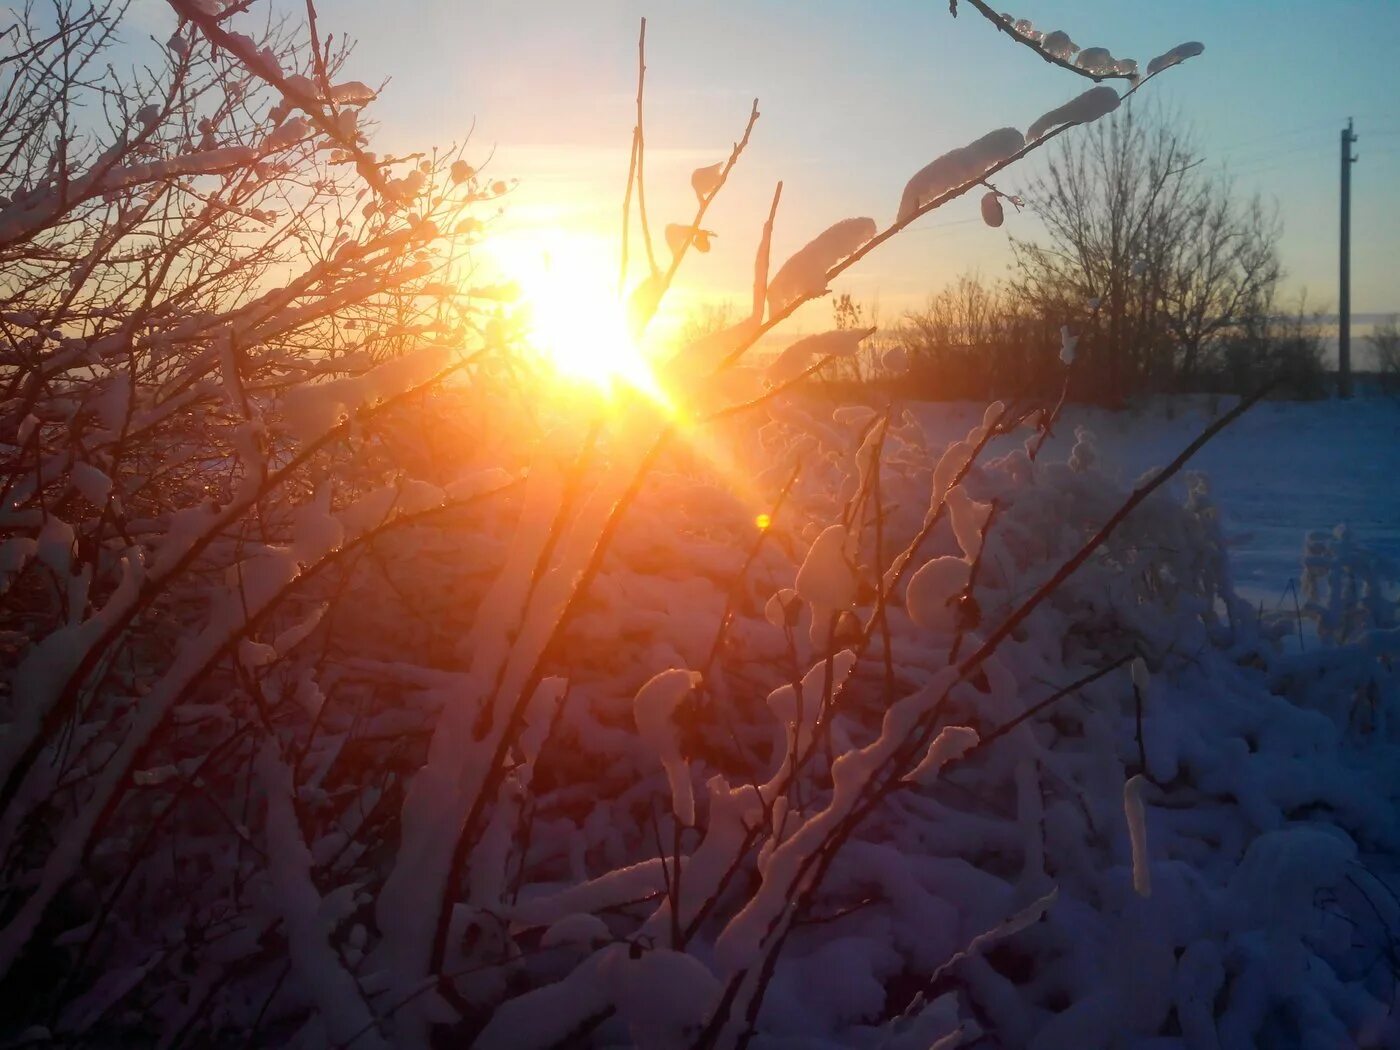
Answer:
133, 0, 1400, 329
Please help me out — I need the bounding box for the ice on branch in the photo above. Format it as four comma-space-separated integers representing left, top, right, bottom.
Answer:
1146, 41, 1204, 77
1011, 18, 1042, 42
897, 128, 1025, 222
1073, 46, 1133, 76
632, 669, 702, 824
1040, 30, 1077, 60
328, 81, 376, 106
1027, 86, 1120, 142
766, 218, 877, 315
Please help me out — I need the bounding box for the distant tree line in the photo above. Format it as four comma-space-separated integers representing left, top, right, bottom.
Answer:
814, 106, 1334, 403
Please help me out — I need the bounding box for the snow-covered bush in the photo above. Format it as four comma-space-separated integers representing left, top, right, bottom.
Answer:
3, 2, 1397, 1048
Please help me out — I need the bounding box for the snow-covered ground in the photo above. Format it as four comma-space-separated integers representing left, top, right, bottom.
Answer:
911, 394, 1400, 608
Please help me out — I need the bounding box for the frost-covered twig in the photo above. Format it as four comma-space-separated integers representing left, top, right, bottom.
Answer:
632, 99, 760, 336
170, 0, 393, 197
962, 1, 1140, 83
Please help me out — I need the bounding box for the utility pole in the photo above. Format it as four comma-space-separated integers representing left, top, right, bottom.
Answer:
1339, 118, 1359, 398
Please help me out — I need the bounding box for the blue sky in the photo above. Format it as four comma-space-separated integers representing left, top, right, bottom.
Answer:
179, 1, 1400, 322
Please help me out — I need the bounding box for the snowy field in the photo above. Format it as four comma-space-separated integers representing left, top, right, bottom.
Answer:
912, 395, 1400, 609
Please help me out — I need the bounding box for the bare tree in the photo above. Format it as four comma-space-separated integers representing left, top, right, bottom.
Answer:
1012, 103, 1281, 400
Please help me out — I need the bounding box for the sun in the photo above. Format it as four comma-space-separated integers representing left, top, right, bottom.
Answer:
494, 232, 660, 393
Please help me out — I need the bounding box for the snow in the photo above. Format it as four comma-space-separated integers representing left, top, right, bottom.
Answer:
909, 396, 1400, 605
35, 515, 75, 572
794, 523, 858, 609
904, 724, 979, 786
932, 439, 974, 502
764, 587, 801, 627
898, 128, 1025, 222
1058, 325, 1078, 364
540, 913, 610, 949
765, 650, 858, 798
906, 556, 970, 631
70, 462, 112, 505
605, 948, 720, 1045
665, 316, 761, 379
1147, 40, 1205, 77
282, 345, 450, 439
15, 413, 38, 444
1227, 826, 1357, 933
1027, 85, 1121, 142
271, 604, 325, 656
632, 669, 703, 824
257, 746, 387, 1048
945, 485, 991, 560
766, 218, 877, 315
1123, 774, 1152, 898
765, 327, 874, 385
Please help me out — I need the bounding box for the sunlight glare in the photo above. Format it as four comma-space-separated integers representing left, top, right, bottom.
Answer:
495, 232, 659, 394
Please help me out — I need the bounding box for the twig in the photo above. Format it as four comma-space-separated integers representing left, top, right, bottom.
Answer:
634, 18, 658, 276
962, 0, 1139, 84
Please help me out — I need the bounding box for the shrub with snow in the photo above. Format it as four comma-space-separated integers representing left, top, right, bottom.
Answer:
3, 3, 1393, 1049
